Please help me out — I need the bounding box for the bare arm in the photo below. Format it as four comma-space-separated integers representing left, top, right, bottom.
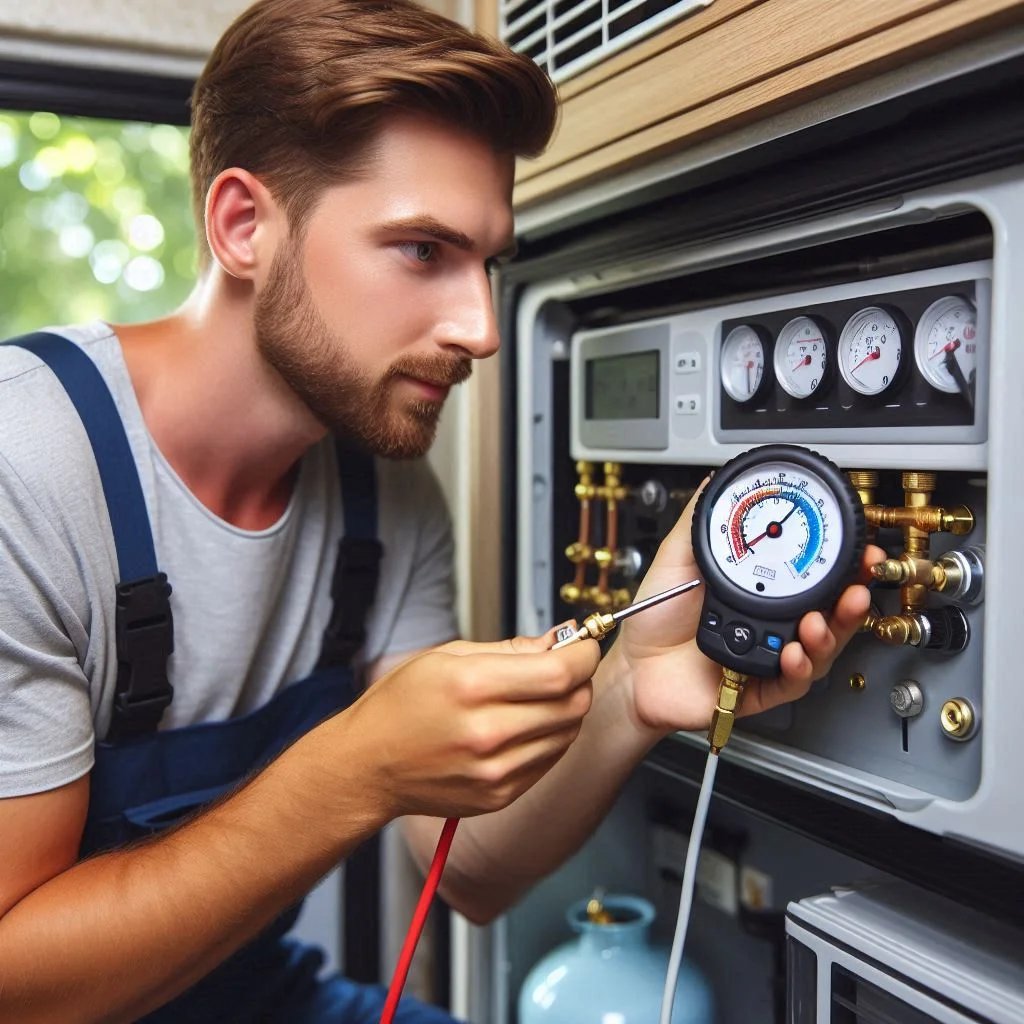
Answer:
0, 718, 390, 1024
391, 492, 881, 925
0, 639, 597, 1024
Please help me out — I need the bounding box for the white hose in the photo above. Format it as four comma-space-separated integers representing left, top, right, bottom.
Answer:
659, 751, 719, 1024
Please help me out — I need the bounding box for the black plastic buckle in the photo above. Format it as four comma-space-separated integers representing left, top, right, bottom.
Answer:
318, 538, 383, 670
109, 573, 175, 740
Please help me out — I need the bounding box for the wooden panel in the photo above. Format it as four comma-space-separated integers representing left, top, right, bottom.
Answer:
516, 0, 1024, 205
557, 0, 766, 102
473, 0, 498, 37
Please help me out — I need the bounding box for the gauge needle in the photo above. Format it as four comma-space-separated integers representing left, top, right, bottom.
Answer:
746, 360, 754, 394
851, 347, 880, 372
944, 347, 975, 410
790, 354, 812, 371
931, 338, 960, 360
744, 502, 798, 550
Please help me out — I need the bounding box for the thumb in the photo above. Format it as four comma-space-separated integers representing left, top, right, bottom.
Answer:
440, 620, 579, 657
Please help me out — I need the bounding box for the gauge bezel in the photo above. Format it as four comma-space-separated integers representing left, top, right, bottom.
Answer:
837, 304, 908, 399
913, 294, 977, 395
720, 323, 772, 405
772, 315, 831, 401
691, 444, 865, 622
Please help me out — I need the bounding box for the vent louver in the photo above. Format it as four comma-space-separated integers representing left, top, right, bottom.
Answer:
500, 0, 713, 83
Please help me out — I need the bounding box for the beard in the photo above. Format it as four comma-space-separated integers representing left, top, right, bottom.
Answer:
253, 241, 472, 459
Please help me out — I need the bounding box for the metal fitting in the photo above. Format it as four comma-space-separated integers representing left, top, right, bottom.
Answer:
708, 668, 747, 754
940, 697, 978, 741
890, 680, 924, 718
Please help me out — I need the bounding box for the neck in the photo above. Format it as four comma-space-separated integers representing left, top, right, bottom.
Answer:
114, 267, 327, 531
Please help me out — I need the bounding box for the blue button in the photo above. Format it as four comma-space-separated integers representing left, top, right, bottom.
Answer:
765, 633, 783, 651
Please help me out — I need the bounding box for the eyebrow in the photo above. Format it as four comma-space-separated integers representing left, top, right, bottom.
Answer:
380, 215, 518, 261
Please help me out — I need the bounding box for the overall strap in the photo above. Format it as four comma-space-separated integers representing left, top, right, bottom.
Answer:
317, 445, 383, 670
5, 333, 174, 739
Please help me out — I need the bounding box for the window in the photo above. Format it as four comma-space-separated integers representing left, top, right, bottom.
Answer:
0, 109, 195, 338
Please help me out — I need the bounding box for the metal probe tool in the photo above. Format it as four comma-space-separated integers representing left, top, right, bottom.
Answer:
550, 579, 703, 649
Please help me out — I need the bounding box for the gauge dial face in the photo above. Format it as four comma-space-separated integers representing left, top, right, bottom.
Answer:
721, 325, 766, 403
706, 461, 846, 599
914, 295, 978, 395
838, 307, 903, 396
773, 316, 828, 399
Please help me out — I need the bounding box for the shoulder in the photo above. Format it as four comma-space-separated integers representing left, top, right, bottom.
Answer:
0, 324, 115, 541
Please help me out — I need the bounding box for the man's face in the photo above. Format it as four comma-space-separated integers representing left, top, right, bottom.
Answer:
253, 115, 516, 459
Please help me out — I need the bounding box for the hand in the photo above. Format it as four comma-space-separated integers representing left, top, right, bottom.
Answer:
611, 479, 885, 736
339, 633, 600, 819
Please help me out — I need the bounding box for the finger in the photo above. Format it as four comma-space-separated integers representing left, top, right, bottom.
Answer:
434, 640, 600, 703
441, 621, 579, 658
740, 668, 814, 715
860, 543, 887, 584
464, 685, 593, 757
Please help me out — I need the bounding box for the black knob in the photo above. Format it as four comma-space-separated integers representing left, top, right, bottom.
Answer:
919, 607, 970, 653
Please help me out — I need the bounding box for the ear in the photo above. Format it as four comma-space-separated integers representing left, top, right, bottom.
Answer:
204, 168, 283, 280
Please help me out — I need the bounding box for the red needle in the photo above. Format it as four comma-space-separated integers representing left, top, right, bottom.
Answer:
851, 347, 880, 372
790, 354, 812, 371
930, 339, 961, 360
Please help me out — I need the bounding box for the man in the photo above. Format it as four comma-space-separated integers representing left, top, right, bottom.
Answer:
0, 1, 879, 1021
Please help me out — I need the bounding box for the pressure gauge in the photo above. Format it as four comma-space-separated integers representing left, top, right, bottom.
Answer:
838, 306, 904, 397
692, 444, 865, 677
773, 316, 829, 400
914, 295, 978, 396
720, 325, 768, 404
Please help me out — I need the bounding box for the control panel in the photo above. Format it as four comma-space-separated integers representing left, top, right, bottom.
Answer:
571, 261, 990, 465
517, 174, 1024, 867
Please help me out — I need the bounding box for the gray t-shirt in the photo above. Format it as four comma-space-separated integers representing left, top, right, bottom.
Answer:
0, 322, 458, 798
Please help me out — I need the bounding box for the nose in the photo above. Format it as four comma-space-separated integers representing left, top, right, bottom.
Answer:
437, 268, 501, 360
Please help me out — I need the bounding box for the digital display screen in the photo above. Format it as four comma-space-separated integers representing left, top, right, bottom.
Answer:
585, 350, 660, 420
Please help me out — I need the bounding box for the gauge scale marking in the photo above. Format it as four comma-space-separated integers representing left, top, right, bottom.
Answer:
693, 445, 865, 678
709, 471, 843, 599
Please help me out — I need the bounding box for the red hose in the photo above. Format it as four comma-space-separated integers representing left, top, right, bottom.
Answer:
379, 816, 460, 1023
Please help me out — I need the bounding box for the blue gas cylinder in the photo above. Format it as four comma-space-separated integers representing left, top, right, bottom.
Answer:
518, 894, 713, 1024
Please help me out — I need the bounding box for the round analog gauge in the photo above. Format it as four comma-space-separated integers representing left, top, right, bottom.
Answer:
838, 306, 904, 397
704, 460, 846, 599
773, 316, 829, 400
721, 325, 767, 403
914, 295, 978, 395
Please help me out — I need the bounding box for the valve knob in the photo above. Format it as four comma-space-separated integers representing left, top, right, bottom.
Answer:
918, 607, 970, 653
638, 479, 668, 512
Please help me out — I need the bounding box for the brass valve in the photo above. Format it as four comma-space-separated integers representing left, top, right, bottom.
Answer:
559, 583, 583, 606
869, 607, 970, 653
564, 542, 593, 565
708, 668, 748, 754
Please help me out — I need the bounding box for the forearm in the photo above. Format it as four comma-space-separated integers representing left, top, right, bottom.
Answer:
421, 644, 663, 923
0, 722, 390, 1024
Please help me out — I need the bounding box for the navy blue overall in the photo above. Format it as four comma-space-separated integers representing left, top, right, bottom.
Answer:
10, 333, 456, 1024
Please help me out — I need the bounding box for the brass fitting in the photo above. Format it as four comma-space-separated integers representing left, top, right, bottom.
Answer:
592, 547, 614, 569
559, 583, 583, 606
565, 542, 593, 565
871, 614, 924, 646
576, 610, 617, 642
847, 470, 879, 508
940, 698, 977, 741
870, 551, 979, 599
708, 668, 748, 754
574, 461, 596, 501
610, 588, 632, 611
595, 462, 629, 502
864, 504, 976, 536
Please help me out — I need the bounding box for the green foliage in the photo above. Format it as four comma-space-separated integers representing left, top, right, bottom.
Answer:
0, 110, 196, 337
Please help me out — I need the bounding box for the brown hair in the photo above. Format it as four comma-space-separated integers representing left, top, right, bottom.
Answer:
189, 0, 558, 257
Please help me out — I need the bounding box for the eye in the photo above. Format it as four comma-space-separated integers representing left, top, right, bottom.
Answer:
398, 241, 438, 265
